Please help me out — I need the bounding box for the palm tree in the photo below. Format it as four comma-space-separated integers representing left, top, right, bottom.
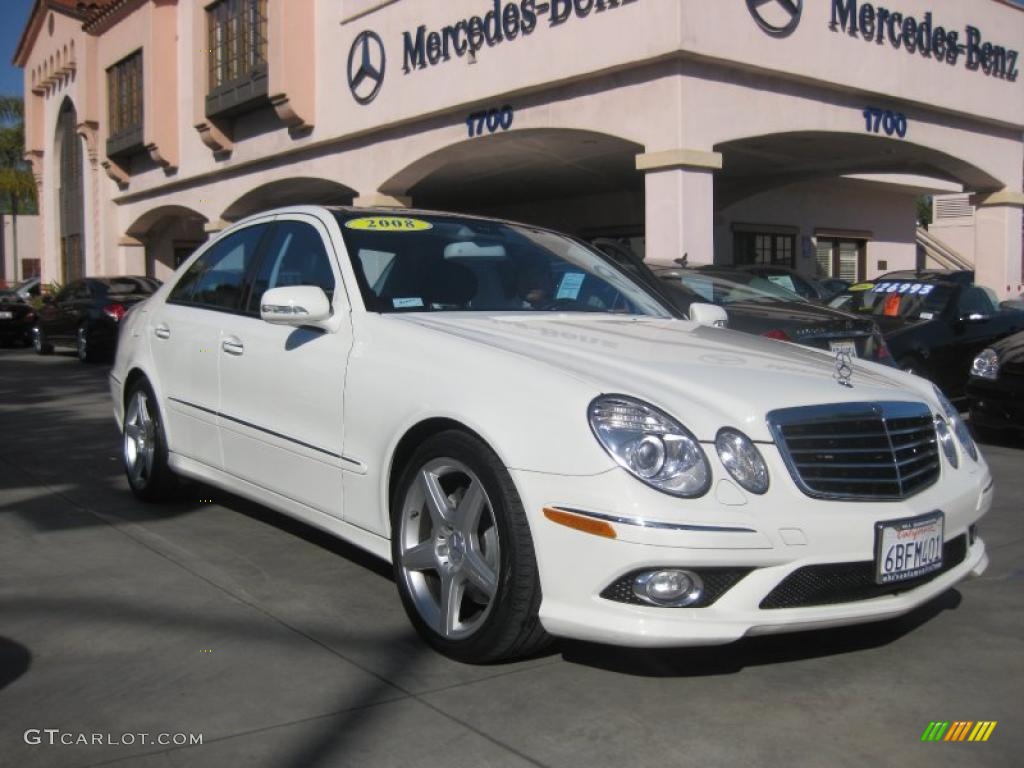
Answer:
0, 96, 37, 284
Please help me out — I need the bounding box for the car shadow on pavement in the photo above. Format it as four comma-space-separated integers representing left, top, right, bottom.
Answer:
558, 589, 962, 677
0, 636, 32, 691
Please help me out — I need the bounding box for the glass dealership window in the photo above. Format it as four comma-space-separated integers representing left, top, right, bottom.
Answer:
816, 238, 866, 282
106, 51, 143, 155
735, 232, 796, 268
208, 0, 268, 91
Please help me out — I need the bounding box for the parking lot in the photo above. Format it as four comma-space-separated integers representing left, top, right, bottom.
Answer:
0, 346, 1021, 768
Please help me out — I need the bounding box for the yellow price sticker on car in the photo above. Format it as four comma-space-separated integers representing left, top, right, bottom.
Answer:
850, 282, 875, 291
344, 216, 433, 232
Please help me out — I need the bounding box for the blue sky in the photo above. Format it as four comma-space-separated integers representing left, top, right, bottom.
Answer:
1, 0, 34, 97
2, 0, 1023, 98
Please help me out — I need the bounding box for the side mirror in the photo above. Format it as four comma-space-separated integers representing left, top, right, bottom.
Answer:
260, 286, 331, 327
689, 302, 729, 328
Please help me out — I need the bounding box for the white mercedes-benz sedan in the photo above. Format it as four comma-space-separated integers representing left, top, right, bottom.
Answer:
110, 206, 991, 663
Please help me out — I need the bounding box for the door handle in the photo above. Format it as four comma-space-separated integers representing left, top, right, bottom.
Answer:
222, 337, 245, 356
154, 324, 171, 340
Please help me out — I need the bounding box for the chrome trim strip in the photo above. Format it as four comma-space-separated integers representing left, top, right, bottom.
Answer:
168, 396, 360, 466
554, 506, 756, 534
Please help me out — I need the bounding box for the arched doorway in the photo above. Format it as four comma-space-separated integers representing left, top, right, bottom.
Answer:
126, 206, 209, 282
56, 99, 85, 282
221, 178, 356, 222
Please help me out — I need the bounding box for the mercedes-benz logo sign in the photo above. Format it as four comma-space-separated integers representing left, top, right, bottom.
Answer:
747, 0, 803, 37
348, 30, 385, 105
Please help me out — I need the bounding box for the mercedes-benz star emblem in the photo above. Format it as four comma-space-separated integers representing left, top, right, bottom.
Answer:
834, 349, 855, 388
348, 30, 385, 105
747, 0, 803, 36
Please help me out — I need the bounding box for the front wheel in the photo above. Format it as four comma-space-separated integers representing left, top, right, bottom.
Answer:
77, 326, 95, 363
123, 380, 178, 501
391, 430, 550, 663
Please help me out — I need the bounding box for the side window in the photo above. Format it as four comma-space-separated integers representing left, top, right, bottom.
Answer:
55, 283, 78, 303
246, 221, 336, 313
957, 286, 995, 318
169, 225, 267, 311
75, 282, 93, 299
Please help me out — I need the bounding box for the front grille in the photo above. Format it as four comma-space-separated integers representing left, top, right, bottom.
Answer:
760, 535, 967, 609
600, 568, 753, 607
768, 402, 940, 501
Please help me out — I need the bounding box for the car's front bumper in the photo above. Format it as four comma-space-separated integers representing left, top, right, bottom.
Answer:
513, 444, 993, 647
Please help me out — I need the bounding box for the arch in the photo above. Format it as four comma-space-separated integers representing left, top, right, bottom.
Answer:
126, 205, 210, 280
713, 131, 1003, 209
221, 177, 356, 222
380, 129, 644, 204
378, 129, 645, 235
55, 98, 85, 282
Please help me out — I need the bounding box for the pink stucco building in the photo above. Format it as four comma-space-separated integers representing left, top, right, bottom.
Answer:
13, 0, 1024, 296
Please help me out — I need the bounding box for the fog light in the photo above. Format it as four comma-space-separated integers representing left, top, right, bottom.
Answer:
632, 569, 704, 607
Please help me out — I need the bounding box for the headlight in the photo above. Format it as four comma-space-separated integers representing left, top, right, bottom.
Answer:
933, 384, 978, 462
589, 395, 711, 497
715, 428, 769, 494
934, 416, 958, 469
971, 348, 1000, 380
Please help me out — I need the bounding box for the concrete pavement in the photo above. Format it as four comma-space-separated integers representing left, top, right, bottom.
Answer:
0, 347, 1021, 768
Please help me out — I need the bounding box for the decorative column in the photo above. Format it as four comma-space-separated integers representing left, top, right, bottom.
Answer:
973, 189, 1024, 299
636, 149, 721, 267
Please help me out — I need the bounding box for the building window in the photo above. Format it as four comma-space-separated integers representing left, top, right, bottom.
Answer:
206, 0, 269, 119
106, 51, 144, 158
734, 232, 796, 268
815, 238, 867, 282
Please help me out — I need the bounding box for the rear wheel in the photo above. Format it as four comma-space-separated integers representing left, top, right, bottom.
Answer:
391, 430, 550, 663
32, 325, 53, 355
123, 380, 178, 501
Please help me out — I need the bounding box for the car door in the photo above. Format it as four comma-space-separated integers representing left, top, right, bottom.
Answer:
37, 283, 72, 339
216, 214, 353, 518
148, 220, 272, 469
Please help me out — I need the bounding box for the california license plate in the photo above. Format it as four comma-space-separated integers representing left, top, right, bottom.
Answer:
0, 311, 12, 320
875, 512, 944, 584
829, 339, 858, 358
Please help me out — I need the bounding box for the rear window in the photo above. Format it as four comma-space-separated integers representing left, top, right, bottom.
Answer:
832, 281, 954, 320
335, 213, 670, 317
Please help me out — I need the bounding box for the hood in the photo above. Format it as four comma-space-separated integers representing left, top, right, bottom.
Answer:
724, 299, 875, 335
394, 313, 934, 441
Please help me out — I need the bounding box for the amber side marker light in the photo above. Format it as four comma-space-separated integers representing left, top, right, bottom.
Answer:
543, 507, 617, 539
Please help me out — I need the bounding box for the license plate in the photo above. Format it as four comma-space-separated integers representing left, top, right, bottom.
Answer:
829, 339, 858, 358
875, 512, 944, 584
0, 311, 12, 320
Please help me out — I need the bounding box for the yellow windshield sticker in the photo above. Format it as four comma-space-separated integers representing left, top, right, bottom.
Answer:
850, 282, 874, 291
344, 216, 433, 232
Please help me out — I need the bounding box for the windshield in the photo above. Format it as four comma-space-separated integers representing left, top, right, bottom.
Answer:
336, 213, 671, 317
658, 269, 803, 306
830, 281, 953, 319
101, 278, 160, 296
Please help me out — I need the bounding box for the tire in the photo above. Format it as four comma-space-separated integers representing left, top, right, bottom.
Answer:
76, 325, 95, 363
391, 430, 551, 663
122, 379, 178, 501
32, 325, 53, 355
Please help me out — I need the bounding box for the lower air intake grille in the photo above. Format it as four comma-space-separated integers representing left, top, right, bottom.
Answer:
768, 401, 940, 501
759, 535, 967, 609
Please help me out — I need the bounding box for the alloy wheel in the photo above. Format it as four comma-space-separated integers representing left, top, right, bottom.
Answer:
123, 389, 157, 489
397, 458, 501, 640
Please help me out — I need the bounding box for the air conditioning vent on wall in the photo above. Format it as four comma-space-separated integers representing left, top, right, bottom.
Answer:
934, 195, 975, 221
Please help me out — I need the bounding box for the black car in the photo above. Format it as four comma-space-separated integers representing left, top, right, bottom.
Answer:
33, 276, 160, 362
877, 268, 974, 286
0, 292, 36, 347
653, 266, 892, 363
733, 264, 849, 303
966, 330, 1024, 437
830, 278, 1024, 397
